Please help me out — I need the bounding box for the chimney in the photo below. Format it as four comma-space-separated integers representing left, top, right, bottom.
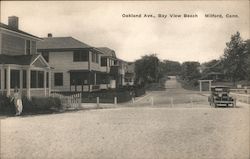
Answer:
48, 33, 53, 38
8, 16, 19, 29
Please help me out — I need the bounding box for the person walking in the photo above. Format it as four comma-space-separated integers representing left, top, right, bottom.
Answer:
11, 87, 23, 116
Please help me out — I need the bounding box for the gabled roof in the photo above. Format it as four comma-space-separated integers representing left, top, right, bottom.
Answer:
97, 47, 116, 58
0, 22, 41, 40
0, 54, 42, 65
37, 37, 93, 50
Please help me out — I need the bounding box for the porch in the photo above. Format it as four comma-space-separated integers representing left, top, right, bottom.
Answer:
0, 54, 51, 98
69, 70, 113, 92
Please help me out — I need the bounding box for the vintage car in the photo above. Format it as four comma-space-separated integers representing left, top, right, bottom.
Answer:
208, 86, 236, 107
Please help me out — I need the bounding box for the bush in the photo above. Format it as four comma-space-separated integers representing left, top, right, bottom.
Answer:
22, 96, 62, 113
0, 94, 15, 115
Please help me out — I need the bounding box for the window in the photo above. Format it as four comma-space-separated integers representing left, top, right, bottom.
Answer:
101, 57, 107, 66
26, 40, 31, 55
46, 72, 49, 88
41, 51, 49, 62
92, 52, 96, 63
23, 70, 26, 88
31, 71, 44, 88
31, 41, 36, 54
38, 71, 44, 88
70, 72, 89, 85
0, 70, 1, 89
54, 73, 63, 86
4, 69, 6, 89
73, 50, 89, 62
10, 70, 20, 88
96, 54, 99, 63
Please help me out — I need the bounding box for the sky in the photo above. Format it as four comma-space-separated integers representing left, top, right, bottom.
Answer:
1, 1, 249, 63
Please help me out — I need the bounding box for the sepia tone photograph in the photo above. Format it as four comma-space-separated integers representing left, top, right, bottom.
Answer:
0, 0, 249, 159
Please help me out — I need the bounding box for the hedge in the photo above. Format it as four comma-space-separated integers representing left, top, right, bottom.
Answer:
0, 94, 62, 115
0, 94, 15, 115
22, 96, 62, 113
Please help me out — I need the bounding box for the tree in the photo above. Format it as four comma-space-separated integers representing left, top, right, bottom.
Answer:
160, 60, 181, 76
222, 32, 248, 83
245, 39, 250, 81
180, 61, 201, 82
135, 54, 160, 84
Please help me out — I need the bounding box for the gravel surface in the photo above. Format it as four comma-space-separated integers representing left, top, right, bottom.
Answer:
1, 78, 249, 159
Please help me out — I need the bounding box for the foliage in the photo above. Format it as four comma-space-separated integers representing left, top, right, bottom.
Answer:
160, 60, 182, 76
222, 32, 248, 83
245, 39, 250, 81
201, 59, 223, 74
180, 61, 201, 83
22, 96, 62, 113
0, 94, 15, 114
135, 54, 161, 84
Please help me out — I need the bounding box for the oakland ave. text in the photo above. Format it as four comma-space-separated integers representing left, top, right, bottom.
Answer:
122, 13, 198, 18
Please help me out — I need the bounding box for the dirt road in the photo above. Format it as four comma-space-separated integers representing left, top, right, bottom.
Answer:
132, 76, 209, 108
1, 78, 249, 159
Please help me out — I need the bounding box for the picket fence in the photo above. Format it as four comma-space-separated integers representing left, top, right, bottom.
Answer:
51, 92, 82, 109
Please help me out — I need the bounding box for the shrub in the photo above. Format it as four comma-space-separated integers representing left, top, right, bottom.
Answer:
22, 97, 62, 113
0, 94, 15, 115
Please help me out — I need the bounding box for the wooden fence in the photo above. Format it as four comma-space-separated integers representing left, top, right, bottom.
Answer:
51, 92, 82, 110
230, 92, 250, 104
230, 88, 250, 94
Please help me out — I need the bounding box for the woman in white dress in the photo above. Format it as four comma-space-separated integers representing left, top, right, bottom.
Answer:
11, 87, 23, 116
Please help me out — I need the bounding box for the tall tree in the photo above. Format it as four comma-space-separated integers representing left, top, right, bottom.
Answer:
222, 32, 248, 83
135, 54, 160, 84
181, 61, 201, 82
245, 39, 250, 81
161, 60, 181, 76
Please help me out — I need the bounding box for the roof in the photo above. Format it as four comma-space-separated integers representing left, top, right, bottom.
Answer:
0, 22, 41, 40
0, 54, 40, 65
37, 37, 93, 50
97, 47, 116, 58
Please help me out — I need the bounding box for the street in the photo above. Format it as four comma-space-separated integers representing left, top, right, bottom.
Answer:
1, 78, 249, 159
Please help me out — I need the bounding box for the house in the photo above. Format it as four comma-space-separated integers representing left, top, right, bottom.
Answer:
124, 62, 135, 85
37, 35, 104, 92
97, 47, 133, 88
97, 47, 117, 88
0, 16, 51, 98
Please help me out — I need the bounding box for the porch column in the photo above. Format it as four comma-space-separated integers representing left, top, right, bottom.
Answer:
88, 51, 91, 92
6, 66, 11, 96
48, 70, 51, 96
0, 68, 4, 93
44, 71, 47, 96
27, 68, 31, 99
20, 69, 23, 91
199, 80, 202, 92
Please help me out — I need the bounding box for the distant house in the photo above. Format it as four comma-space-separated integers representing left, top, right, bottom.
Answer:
97, 47, 117, 88
37, 35, 105, 92
0, 16, 51, 98
124, 62, 135, 85
97, 47, 134, 87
